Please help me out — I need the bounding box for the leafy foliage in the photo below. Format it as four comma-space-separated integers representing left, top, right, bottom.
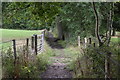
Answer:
2, 2, 120, 39
2, 2, 61, 30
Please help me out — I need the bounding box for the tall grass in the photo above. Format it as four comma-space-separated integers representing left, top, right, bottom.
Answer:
1, 41, 54, 78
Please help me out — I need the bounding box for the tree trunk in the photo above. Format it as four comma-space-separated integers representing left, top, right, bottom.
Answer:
105, 3, 114, 79
107, 3, 114, 46
92, 2, 103, 47
56, 16, 64, 40
105, 52, 111, 79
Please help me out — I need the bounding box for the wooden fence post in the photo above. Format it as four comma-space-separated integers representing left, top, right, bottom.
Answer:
26, 38, 29, 57
12, 39, 18, 78
105, 52, 111, 79
41, 34, 44, 52
89, 38, 92, 44
84, 37, 87, 48
31, 36, 34, 50
12, 39, 17, 63
78, 36, 80, 47
34, 35, 37, 55
26, 38, 29, 47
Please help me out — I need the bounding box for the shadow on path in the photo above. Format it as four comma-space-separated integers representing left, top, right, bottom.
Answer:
46, 37, 64, 49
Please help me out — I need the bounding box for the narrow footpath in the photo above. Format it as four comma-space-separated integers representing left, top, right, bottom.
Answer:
40, 36, 72, 78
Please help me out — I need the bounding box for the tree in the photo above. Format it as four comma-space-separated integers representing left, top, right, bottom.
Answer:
2, 2, 61, 30
2, 2, 119, 44
92, 2, 102, 46
92, 2, 114, 46
55, 15, 65, 40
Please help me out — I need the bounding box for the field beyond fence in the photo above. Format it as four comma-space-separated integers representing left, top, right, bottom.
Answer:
0, 29, 46, 78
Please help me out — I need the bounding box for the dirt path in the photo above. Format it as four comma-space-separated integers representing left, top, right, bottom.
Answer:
40, 35, 72, 78
41, 49, 72, 78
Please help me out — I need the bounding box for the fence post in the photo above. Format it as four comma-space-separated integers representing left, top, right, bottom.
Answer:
84, 37, 87, 48
26, 38, 29, 78
31, 36, 34, 50
26, 38, 29, 57
12, 39, 17, 63
41, 34, 44, 52
12, 39, 18, 78
88, 38, 92, 44
26, 38, 29, 47
105, 52, 111, 79
78, 36, 80, 47
34, 35, 37, 55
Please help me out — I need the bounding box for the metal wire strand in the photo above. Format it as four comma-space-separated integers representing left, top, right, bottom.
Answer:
97, 51, 120, 67
0, 40, 12, 44
80, 47, 111, 80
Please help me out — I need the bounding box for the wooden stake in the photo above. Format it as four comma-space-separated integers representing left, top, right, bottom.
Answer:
78, 36, 80, 47
31, 36, 34, 49
13, 39, 17, 63
89, 38, 92, 44
34, 35, 37, 55
26, 38, 29, 58
84, 37, 87, 48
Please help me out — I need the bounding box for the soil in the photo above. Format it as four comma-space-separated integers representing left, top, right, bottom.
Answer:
40, 35, 72, 79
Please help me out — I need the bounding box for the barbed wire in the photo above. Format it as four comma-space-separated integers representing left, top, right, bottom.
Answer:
0, 40, 12, 44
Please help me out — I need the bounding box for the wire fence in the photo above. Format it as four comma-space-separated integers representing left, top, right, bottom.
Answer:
1, 30, 46, 78
1, 31, 45, 63
77, 36, 120, 79
1, 32, 45, 54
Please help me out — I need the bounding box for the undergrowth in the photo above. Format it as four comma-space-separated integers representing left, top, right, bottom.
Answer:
69, 43, 120, 78
1, 41, 54, 78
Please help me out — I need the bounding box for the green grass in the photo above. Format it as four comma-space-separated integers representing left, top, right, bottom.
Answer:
111, 31, 120, 43
111, 37, 120, 43
1, 29, 42, 42
116, 31, 120, 36
0, 29, 42, 49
